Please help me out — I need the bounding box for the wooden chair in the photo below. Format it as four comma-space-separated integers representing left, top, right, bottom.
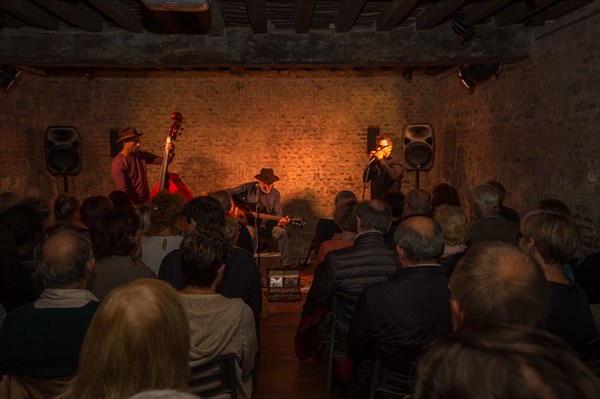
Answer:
188, 354, 237, 399
368, 349, 422, 399
325, 294, 354, 399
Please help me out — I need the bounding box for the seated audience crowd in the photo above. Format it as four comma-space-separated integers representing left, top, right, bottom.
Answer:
1, 178, 599, 398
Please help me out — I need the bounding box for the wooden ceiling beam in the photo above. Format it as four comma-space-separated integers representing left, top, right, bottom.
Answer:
0, 25, 533, 67
295, 0, 316, 33
197, 0, 225, 36
376, 0, 418, 31
83, 0, 143, 33
245, 0, 267, 34
0, 0, 60, 30
36, 0, 103, 32
463, 0, 512, 26
526, 0, 591, 26
335, 0, 367, 33
416, 0, 467, 30
494, 0, 560, 26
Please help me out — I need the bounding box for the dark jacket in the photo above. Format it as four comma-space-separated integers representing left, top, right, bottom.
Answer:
345, 265, 452, 398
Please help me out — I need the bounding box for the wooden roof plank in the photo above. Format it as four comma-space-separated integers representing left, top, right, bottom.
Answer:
526, 0, 592, 25
376, 0, 419, 31
335, 0, 367, 33
463, 0, 512, 26
416, 0, 468, 30
245, 0, 267, 34
36, 0, 103, 32
295, 0, 316, 33
494, 0, 560, 26
84, 0, 143, 33
0, 0, 60, 30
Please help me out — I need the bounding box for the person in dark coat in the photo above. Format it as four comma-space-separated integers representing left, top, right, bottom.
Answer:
344, 216, 452, 399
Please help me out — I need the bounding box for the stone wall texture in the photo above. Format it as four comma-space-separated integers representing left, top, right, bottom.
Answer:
1, 6, 599, 259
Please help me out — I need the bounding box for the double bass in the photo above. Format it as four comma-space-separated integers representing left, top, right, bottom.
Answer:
150, 112, 193, 201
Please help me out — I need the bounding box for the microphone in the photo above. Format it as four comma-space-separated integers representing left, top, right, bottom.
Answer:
365, 155, 378, 167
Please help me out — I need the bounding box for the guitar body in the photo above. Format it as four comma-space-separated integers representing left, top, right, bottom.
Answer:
150, 112, 193, 202
151, 173, 193, 202
230, 194, 306, 228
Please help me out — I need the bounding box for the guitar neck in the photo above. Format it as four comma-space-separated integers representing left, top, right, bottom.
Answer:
249, 211, 281, 222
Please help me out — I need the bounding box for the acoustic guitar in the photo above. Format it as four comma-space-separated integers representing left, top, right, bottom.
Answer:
150, 112, 193, 201
230, 194, 306, 228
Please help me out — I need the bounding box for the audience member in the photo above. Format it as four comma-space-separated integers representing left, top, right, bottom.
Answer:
79, 195, 112, 232
46, 194, 84, 234
108, 189, 134, 209
297, 200, 399, 360
519, 210, 597, 356
429, 183, 461, 215
403, 189, 431, 219
314, 199, 358, 266
575, 251, 600, 332
309, 190, 358, 262
88, 207, 155, 300
141, 191, 185, 275
413, 324, 600, 399
180, 229, 257, 399
382, 190, 405, 244
434, 204, 471, 276
0, 205, 44, 312
159, 196, 262, 320
136, 203, 154, 236
344, 216, 452, 398
209, 189, 254, 254
58, 279, 190, 399
487, 180, 520, 224
0, 191, 18, 215
0, 229, 99, 397
450, 241, 550, 330
467, 184, 519, 246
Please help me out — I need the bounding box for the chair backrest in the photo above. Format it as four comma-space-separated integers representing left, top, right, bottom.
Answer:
188, 354, 237, 399
368, 350, 422, 399
326, 294, 356, 399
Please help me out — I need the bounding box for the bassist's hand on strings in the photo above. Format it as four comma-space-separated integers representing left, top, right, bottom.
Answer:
166, 142, 175, 163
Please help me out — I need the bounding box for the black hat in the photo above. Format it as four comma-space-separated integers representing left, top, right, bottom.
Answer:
254, 168, 280, 184
116, 127, 143, 144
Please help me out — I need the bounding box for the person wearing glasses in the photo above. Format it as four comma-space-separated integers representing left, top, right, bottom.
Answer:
362, 134, 404, 200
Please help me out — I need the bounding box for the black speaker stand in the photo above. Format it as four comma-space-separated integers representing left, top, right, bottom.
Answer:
63, 174, 69, 193
415, 170, 420, 189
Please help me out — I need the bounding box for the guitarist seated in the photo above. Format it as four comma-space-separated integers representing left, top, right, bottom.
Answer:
227, 168, 291, 266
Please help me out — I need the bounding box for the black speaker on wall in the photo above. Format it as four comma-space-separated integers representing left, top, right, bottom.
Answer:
366, 127, 380, 153
403, 123, 434, 171
45, 126, 81, 175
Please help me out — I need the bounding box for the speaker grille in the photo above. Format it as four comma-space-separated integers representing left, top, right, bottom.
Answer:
404, 142, 433, 169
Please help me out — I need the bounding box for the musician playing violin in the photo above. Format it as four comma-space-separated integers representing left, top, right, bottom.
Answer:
227, 168, 291, 266
362, 134, 404, 200
111, 127, 174, 206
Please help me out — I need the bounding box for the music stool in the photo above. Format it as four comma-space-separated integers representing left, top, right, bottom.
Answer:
267, 267, 301, 302
255, 252, 282, 288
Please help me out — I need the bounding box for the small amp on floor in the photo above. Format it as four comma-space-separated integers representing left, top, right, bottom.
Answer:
267, 268, 301, 302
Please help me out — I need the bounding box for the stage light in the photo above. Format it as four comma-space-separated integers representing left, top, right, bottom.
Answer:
458, 64, 500, 93
0, 66, 21, 92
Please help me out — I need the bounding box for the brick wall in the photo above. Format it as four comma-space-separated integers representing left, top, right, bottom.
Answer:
1, 7, 598, 258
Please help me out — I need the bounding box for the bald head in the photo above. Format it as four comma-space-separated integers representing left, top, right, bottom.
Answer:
394, 216, 445, 264
35, 229, 93, 288
450, 241, 550, 330
405, 189, 431, 216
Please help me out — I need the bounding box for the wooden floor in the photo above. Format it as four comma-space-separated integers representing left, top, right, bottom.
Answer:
253, 266, 343, 399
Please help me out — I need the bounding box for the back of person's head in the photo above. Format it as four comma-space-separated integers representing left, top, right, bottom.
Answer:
53, 193, 80, 224
223, 215, 240, 246
356, 200, 392, 233
536, 198, 572, 215
70, 279, 190, 399
382, 191, 405, 219
405, 189, 431, 215
413, 324, 600, 399
394, 216, 445, 262
486, 180, 506, 202
109, 190, 134, 209
334, 190, 357, 206
80, 195, 112, 230
430, 183, 461, 212
520, 210, 580, 266
147, 191, 185, 236
333, 199, 358, 233
91, 207, 140, 259
183, 196, 225, 230
136, 204, 153, 236
0, 205, 44, 309
35, 229, 92, 289
208, 190, 233, 213
180, 228, 229, 288
450, 241, 549, 329
471, 184, 500, 217
434, 205, 471, 246
0, 191, 19, 215
17, 196, 50, 221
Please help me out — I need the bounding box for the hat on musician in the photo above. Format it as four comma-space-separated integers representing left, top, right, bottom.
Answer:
254, 168, 280, 184
116, 127, 144, 144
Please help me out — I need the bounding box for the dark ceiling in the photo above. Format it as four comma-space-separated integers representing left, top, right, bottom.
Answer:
0, 0, 594, 73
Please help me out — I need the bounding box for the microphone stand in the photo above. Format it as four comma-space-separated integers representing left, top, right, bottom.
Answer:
255, 183, 261, 278
362, 156, 377, 201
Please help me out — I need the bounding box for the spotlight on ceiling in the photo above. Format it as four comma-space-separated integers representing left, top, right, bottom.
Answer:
141, 0, 210, 12
458, 64, 500, 93
0, 65, 21, 92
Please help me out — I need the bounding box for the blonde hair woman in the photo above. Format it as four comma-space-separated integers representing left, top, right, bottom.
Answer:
59, 279, 190, 399
434, 204, 471, 276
